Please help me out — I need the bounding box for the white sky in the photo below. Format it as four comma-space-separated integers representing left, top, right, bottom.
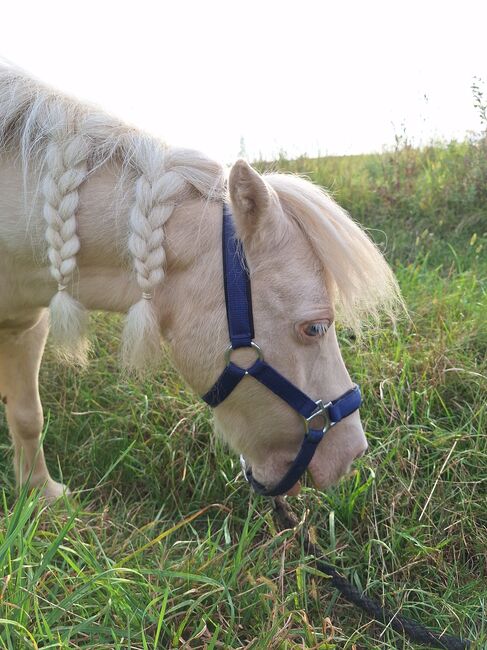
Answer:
2, 0, 486, 162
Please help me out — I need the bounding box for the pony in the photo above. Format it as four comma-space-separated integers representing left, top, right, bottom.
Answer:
0, 62, 401, 501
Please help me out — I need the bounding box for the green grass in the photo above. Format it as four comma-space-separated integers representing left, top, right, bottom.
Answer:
1, 138, 486, 649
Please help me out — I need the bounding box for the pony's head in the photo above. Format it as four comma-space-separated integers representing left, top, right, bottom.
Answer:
162, 160, 401, 494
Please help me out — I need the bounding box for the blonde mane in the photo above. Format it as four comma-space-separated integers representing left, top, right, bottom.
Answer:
0, 62, 225, 369
0, 62, 400, 370
265, 173, 402, 333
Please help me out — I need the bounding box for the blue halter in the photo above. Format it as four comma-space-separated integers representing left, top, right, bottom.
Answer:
202, 204, 362, 496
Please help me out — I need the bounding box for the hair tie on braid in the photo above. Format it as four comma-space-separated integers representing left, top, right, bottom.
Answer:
142, 292, 152, 301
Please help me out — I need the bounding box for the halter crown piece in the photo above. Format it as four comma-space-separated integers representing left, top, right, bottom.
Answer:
202, 204, 362, 496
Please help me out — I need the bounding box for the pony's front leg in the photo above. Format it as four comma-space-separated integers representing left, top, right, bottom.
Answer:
0, 310, 69, 502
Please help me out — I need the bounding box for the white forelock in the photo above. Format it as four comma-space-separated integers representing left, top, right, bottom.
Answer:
265, 173, 403, 333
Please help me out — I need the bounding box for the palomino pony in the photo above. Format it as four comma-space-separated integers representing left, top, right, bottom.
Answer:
0, 63, 400, 501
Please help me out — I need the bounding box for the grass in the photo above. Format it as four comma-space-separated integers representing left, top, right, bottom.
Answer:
1, 136, 486, 649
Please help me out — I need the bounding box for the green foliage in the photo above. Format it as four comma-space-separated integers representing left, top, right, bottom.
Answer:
1, 139, 486, 648
256, 135, 487, 268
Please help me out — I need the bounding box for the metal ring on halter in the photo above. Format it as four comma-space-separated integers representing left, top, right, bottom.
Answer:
224, 341, 263, 366
303, 399, 333, 437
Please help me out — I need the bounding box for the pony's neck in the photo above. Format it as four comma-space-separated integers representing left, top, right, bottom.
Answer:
73, 193, 224, 333
62, 157, 219, 311
159, 198, 223, 334
155, 198, 226, 388
2, 152, 224, 369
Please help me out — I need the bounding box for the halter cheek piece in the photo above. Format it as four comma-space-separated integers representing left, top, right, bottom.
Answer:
202, 204, 362, 497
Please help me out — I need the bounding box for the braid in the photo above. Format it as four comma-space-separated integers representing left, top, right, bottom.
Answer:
122, 145, 186, 371
42, 122, 90, 363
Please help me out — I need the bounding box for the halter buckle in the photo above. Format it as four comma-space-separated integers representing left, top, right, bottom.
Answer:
225, 341, 263, 366
303, 399, 334, 438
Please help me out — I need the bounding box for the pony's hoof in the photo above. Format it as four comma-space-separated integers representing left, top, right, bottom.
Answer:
42, 480, 71, 504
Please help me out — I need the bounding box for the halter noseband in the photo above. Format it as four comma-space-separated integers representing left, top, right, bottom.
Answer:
202, 204, 362, 496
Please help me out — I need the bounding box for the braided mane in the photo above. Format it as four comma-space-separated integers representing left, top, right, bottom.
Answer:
0, 62, 225, 368
0, 62, 401, 370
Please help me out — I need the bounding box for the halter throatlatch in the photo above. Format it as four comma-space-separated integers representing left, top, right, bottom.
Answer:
202, 204, 362, 496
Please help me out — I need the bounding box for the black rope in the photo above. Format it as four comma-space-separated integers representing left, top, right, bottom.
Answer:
272, 497, 471, 650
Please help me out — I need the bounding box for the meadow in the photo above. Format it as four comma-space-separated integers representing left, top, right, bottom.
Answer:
0, 133, 486, 649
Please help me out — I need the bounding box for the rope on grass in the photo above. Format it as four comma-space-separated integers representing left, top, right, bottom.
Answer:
271, 497, 471, 650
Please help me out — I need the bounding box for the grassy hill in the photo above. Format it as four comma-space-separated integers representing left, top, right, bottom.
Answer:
1, 138, 486, 649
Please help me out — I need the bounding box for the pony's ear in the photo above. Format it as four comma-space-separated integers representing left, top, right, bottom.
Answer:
229, 160, 276, 243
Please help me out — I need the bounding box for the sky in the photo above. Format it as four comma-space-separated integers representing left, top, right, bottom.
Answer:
2, 0, 486, 162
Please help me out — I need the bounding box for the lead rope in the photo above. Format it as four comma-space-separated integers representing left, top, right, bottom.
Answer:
271, 497, 471, 649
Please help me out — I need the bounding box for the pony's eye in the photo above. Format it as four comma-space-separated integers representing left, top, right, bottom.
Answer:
304, 322, 328, 337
